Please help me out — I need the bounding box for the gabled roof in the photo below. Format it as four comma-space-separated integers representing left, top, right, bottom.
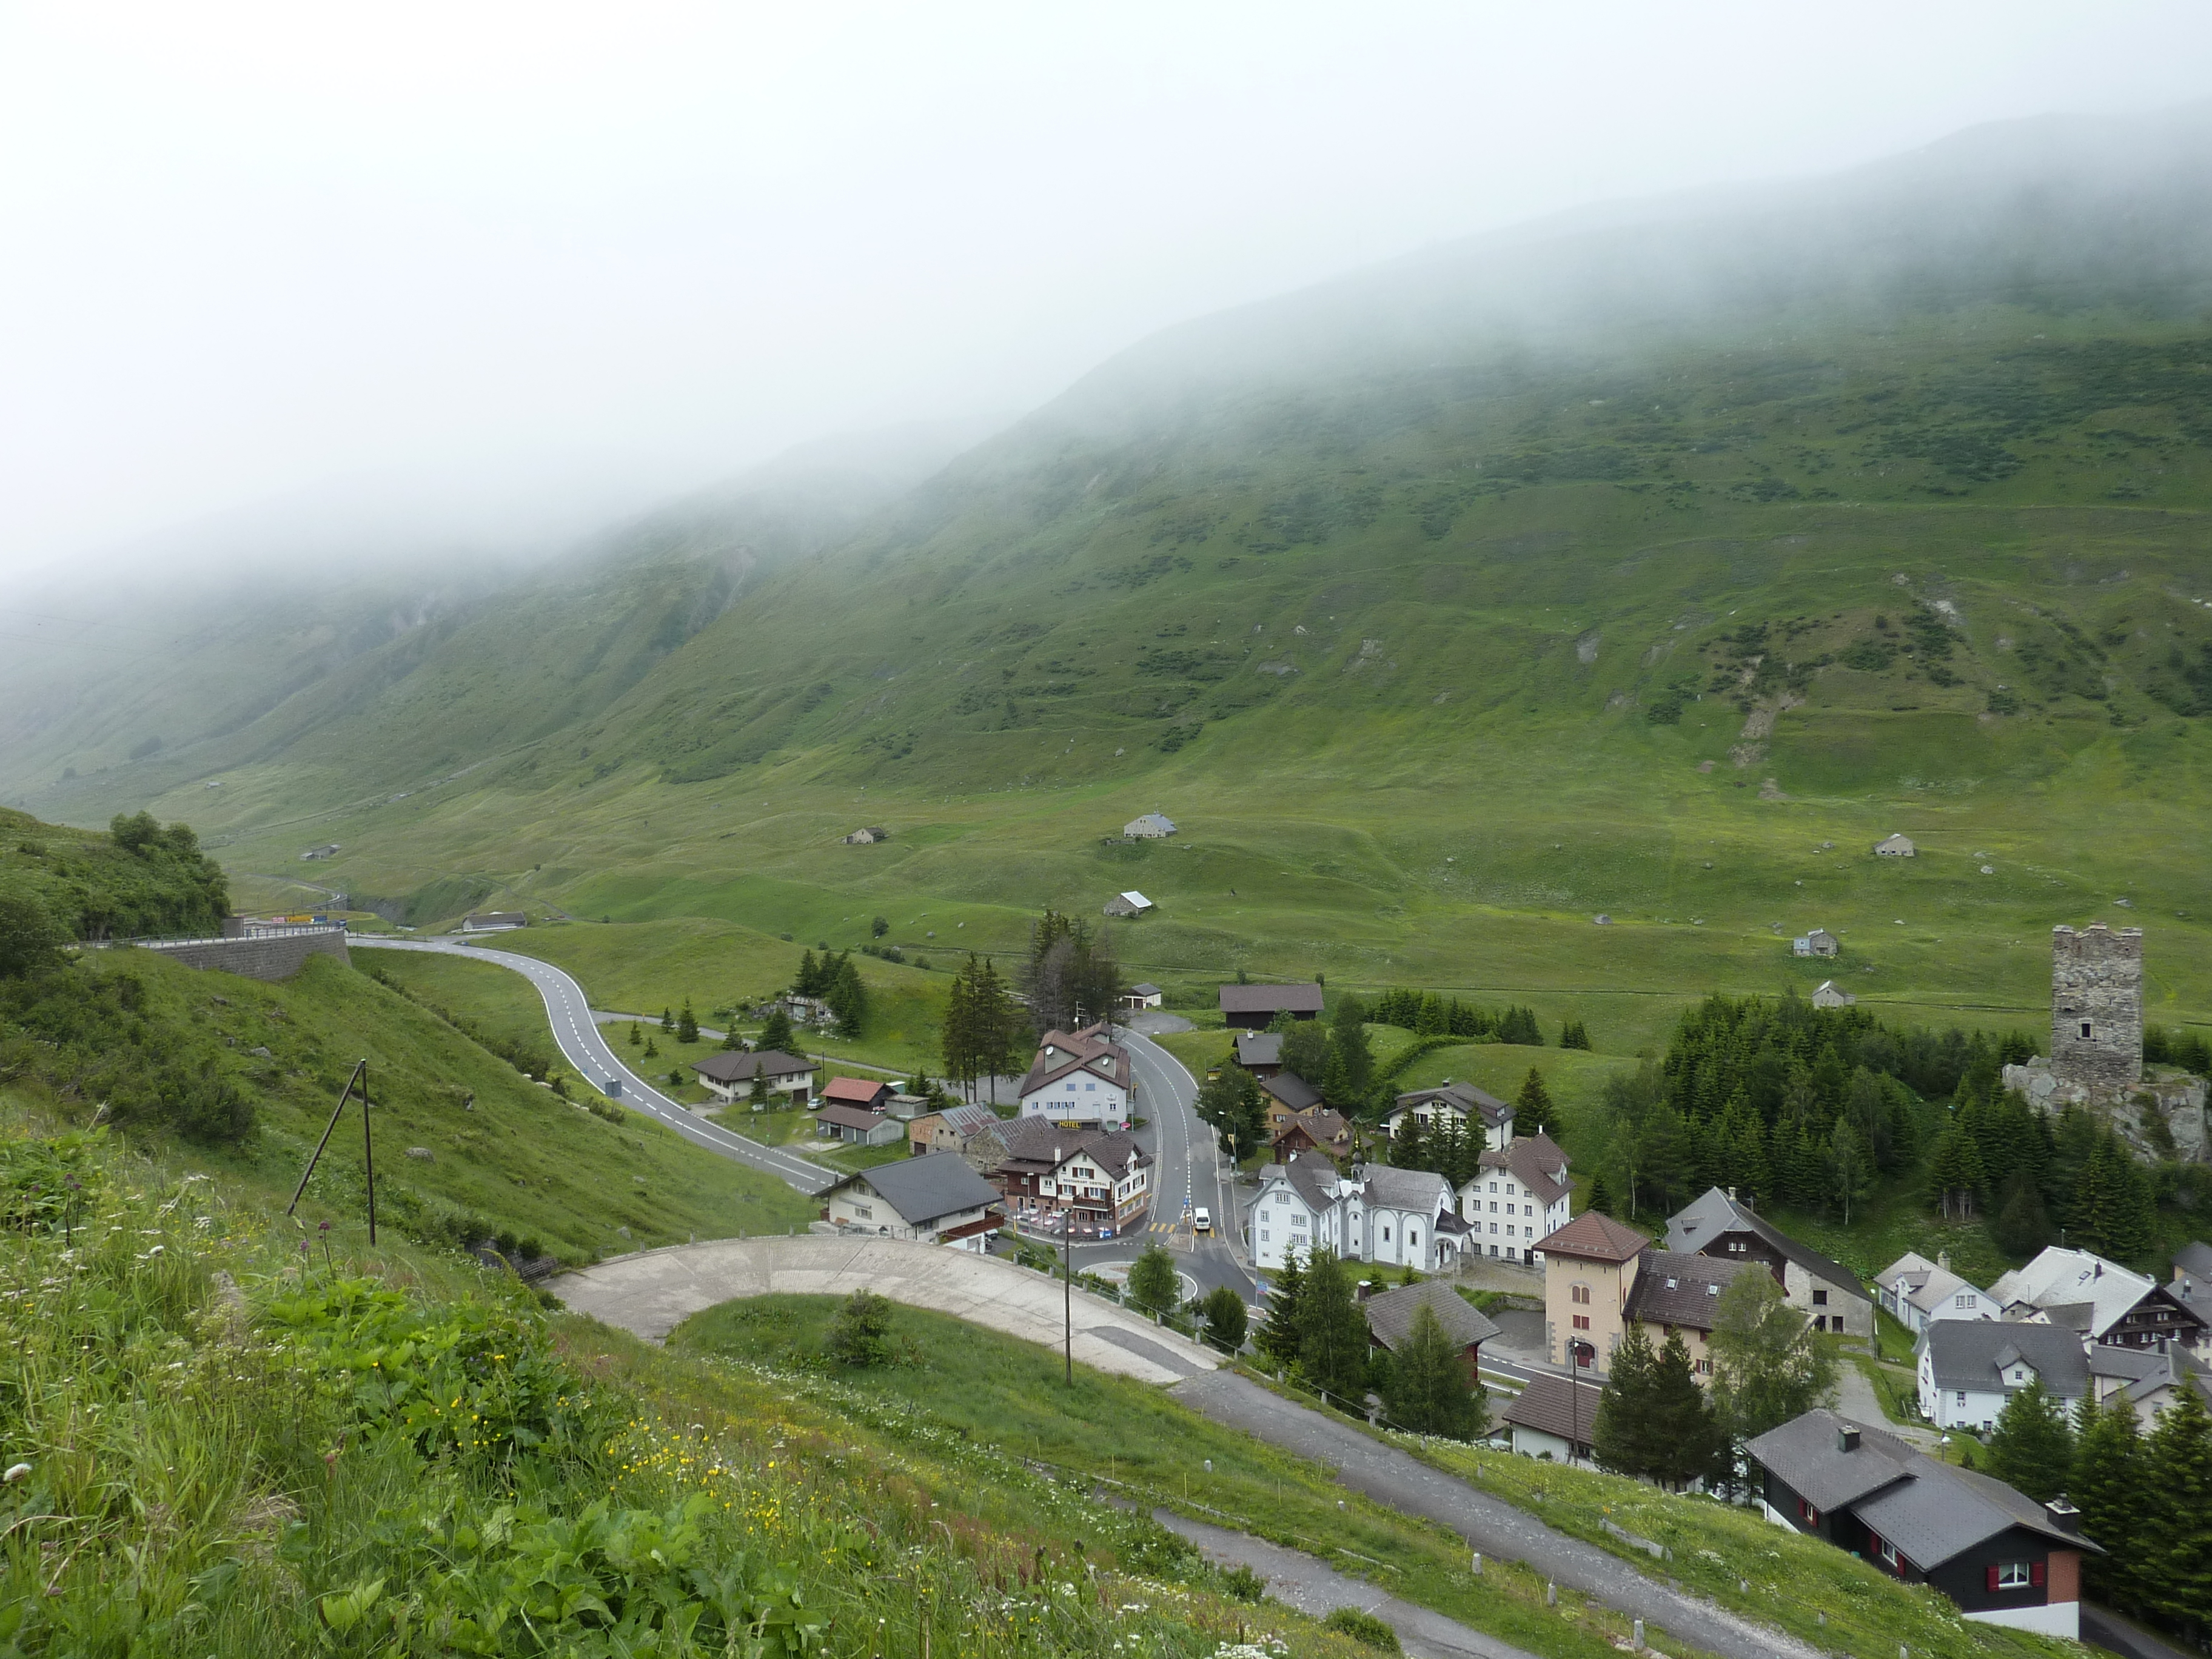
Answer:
1219, 982, 1325, 1016
1236, 1032, 1283, 1067
816, 1102, 890, 1133
1019, 1024, 1133, 1096
1361, 1162, 1452, 1215
1989, 1246, 2159, 1340
1128, 982, 1163, 997
1905, 1267, 1988, 1315
1257, 1153, 1347, 1217
1624, 1249, 1761, 1330
1474, 1136, 1572, 1207
1364, 1280, 1500, 1353
914, 1102, 1000, 1140
1391, 1079, 1512, 1125
692, 1048, 814, 1083
2174, 1240, 2212, 1282
1665, 1187, 1866, 1300
1259, 1071, 1324, 1113
822, 1076, 890, 1105
1500, 1372, 1595, 1447
988, 1116, 1150, 1175
1875, 1251, 1939, 1292
1918, 1319, 2089, 1398
830, 1152, 1002, 1227
1537, 1210, 1649, 1264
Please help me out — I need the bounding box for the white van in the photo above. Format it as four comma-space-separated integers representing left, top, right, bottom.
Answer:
1193, 1206, 1212, 1234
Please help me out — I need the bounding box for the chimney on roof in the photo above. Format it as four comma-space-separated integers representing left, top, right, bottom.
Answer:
2094, 1262, 2103, 1278
1837, 1424, 1862, 1453
1727, 1185, 1737, 1202
2045, 1497, 2082, 1536
1356, 1281, 1373, 1302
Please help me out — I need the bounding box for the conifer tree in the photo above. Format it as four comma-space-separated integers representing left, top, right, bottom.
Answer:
1327, 994, 1374, 1107
1281, 1017, 1332, 1081
1202, 1284, 1248, 1353
1560, 1018, 1592, 1051
1986, 1378, 2074, 1503
1255, 1250, 1307, 1369
1582, 1171, 1614, 1216
2072, 1393, 2148, 1612
2146, 1380, 2212, 1637
660, 1007, 675, 1033
676, 1000, 699, 1043
1992, 1171, 2053, 1257
942, 961, 976, 1093
643, 1035, 659, 1059
1649, 1327, 1728, 1489
1390, 1109, 1429, 1171
627, 1021, 642, 1047
1297, 1248, 1372, 1410
1827, 1116, 1874, 1225
757, 1005, 795, 1056
1382, 1302, 1484, 1439
747, 1070, 771, 1111
1593, 1320, 1660, 1477
1515, 1068, 1555, 1137
1926, 1124, 1987, 1219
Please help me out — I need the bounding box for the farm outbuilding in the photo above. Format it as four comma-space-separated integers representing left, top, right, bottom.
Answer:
1874, 833, 1917, 857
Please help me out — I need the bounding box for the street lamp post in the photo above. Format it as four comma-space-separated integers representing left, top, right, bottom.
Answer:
1570, 1340, 1594, 1466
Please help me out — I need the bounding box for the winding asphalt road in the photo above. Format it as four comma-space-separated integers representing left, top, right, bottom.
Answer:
1111, 1024, 1253, 1301
353, 937, 834, 1193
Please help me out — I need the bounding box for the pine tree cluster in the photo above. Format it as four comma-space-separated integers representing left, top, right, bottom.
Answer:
1370, 988, 1544, 1047
940, 954, 1024, 1098
793, 948, 868, 1038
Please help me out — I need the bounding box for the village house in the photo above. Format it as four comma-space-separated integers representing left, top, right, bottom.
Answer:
1361, 1279, 1498, 1382
2086, 1341, 2212, 1429
1218, 982, 1324, 1030
1665, 1187, 1873, 1337
1102, 890, 1154, 918
1624, 1249, 1765, 1379
1257, 1071, 1325, 1136
1119, 983, 1165, 1011
300, 843, 341, 861
1384, 1080, 1514, 1150
821, 1153, 1003, 1251
1017, 1024, 1133, 1130
906, 1101, 1002, 1161
1748, 1410, 2097, 1638
1247, 1156, 1469, 1275
1990, 1245, 2207, 1351
1501, 1372, 1598, 1463
1234, 1031, 1284, 1078
1874, 833, 1917, 857
841, 826, 890, 844
815, 1102, 903, 1147
461, 911, 527, 932
689, 1048, 816, 1107
1537, 1210, 1650, 1370
1915, 1320, 2089, 1431
1459, 1132, 1572, 1264
984, 1117, 1152, 1237
1792, 928, 1840, 957
820, 1076, 892, 1114
1812, 980, 1857, 1009
1874, 1251, 1997, 1332
1123, 813, 1177, 839
1271, 1107, 1353, 1165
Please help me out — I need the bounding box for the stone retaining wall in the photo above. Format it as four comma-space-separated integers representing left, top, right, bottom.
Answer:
136, 929, 350, 982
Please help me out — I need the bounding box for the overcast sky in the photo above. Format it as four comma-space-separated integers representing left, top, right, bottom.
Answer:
4, 1, 2210, 581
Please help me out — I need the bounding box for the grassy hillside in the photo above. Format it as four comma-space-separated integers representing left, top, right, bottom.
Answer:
16, 115, 2212, 1044
0, 1108, 1389, 1658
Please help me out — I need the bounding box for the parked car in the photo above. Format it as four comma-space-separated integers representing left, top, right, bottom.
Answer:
1193, 1206, 1212, 1234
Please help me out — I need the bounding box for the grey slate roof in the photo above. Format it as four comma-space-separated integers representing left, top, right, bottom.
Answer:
1748, 1410, 2099, 1571
1393, 1079, 1512, 1125
1361, 1162, 1453, 1215
1260, 1153, 1348, 1218
1259, 1071, 1324, 1113
831, 1152, 1002, 1227
1920, 1319, 2090, 1397
1219, 982, 1325, 1016
2174, 1240, 2212, 1284
1476, 1136, 1572, 1207
1666, 1186, 1866, 1301
1364, 1280, 1500, 1353
920, 1102, 1002, 1140
1236, 1032, 1284, 1068
1624, 1250, 1761, 1330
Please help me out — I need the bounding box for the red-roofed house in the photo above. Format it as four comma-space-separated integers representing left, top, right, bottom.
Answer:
1536, 1210, 1650, 1371
821, 1076, 892, 1113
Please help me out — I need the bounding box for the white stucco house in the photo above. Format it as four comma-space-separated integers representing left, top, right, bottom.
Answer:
1248, 1156, 1469, 1275
1875, 1251, 1998, 1332
1016, 1023, 1132, 1130
1917, 1320, 2089, 1431
1458, 1131, 1572, 1264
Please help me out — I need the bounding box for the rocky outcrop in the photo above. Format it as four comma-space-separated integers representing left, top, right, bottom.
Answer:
2002, 1057, 2208, 1164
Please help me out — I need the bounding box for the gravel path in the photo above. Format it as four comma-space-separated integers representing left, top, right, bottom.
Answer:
1156, 1510, 1535, 1659
1169, 1371, 1824, 1659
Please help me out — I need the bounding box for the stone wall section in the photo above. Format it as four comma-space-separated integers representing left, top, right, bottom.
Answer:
2051, 923, 2143, 1090
136, 928, 350, 982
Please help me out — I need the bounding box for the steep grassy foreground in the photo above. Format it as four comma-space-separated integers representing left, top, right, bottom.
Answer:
0, 1109, 1387, 1658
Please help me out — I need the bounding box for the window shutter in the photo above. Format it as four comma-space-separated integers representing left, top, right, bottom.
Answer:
2031, 1561, 2045, 1589
1986, 1566, 2001, 1593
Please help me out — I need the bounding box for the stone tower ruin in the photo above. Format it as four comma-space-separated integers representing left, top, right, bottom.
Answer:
2050, 923, 2143, 1093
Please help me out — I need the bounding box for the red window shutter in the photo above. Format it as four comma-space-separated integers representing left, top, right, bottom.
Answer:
1987, 1566, 2001, 1592
2031, 1561, 2046, 1589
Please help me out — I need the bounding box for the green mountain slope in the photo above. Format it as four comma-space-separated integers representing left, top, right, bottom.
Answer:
21, 110, 2212, 1029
